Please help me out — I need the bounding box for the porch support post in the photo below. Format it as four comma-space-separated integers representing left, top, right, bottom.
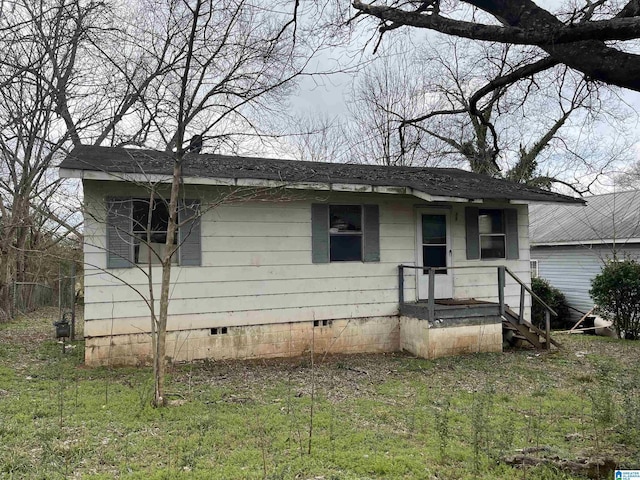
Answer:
545, 310, 551, 351
398, 265, 404, 306
428, 268, 435, 322
498, 266, 505, 317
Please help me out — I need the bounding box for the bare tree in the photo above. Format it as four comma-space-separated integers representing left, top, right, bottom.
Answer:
0, 0, 176, 320
0, 0, 105, 320
287, 113, 352, 163
346, 35, 634, 191
84, 0, 311, 406
347, 47, 438, 166
614, 157, 640, 189
351, 0, 640, 93
2, 0, 316, 407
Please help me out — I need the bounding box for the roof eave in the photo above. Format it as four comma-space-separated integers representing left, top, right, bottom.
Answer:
532, 238, 640, 247
59, 168, 490, 203
509, 198, 584, 205
60, 166, 579, 205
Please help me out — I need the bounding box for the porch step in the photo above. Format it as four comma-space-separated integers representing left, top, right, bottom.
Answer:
502, 308, 561, 350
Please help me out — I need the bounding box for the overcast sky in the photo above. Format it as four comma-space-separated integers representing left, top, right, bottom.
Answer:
283, 18, 640, 194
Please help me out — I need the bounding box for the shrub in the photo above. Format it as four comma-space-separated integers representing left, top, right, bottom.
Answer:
590, 259, 640, 339
531, 277, 570, 329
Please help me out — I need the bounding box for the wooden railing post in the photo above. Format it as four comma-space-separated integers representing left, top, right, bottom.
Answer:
398, 265, 404, 306
519, 286, 526, 324
498, 266, 505, 316
545, 310, 551, 351
428, 268, 435, 321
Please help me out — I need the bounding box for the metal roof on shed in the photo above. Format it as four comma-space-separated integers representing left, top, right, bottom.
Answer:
60, 145, 583, 205
530, 190, 640, 245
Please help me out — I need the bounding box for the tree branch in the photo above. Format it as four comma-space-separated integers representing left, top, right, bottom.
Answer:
352, 0, 640, 91
352, 0, 640, 45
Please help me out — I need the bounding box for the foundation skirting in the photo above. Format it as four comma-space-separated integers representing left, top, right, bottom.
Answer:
84, 315, 503, 366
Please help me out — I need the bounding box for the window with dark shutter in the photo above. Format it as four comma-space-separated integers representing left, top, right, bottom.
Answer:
106, 196, 202, 268
132, 198, 177, 265
363, 204, 380, 262
465, 206, 480, 260
311, 204, 329, 263
311, 203, 380, 263
504, 208, 519, 260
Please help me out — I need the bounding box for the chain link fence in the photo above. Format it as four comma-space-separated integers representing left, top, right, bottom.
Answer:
12, 282, 54, 313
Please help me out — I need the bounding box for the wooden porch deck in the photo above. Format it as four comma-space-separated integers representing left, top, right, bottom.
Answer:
400, 299, 502, 326
399, 299, 560, 350
398, 264, 561, 350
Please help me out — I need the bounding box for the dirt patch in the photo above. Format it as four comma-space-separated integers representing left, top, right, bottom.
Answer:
172, 352, 409, 403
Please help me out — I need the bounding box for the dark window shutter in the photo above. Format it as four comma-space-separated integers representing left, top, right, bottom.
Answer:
465, 206, 480, 260
179, 199, 201, 266
363, 204, 380, 262
505, 208, 519, 260
311, 204, 329, 263
106, 197, 134, 268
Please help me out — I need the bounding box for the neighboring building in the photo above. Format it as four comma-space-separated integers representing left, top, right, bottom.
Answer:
59, 145, 580, 366
530, 190, 640, 321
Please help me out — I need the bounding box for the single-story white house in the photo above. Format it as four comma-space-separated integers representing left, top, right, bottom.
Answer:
530, 190, 640, 322
60, 145, 581, 366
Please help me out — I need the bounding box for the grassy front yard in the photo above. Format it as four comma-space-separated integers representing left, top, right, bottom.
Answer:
1, 309, 640, 479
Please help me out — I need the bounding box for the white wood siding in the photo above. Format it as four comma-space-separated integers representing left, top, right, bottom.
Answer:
449, 203, 532, 318
82, 181, 418, 336
82, 180, 533, 335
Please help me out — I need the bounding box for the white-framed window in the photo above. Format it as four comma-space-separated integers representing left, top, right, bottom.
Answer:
329, 205, 362, 262
479, 209, 506, 259
530, 259, 539, 278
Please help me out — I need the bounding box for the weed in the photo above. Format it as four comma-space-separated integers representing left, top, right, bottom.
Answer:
471, 389, 490, 475
2, 310, 640, 478
432, 394, 451, 461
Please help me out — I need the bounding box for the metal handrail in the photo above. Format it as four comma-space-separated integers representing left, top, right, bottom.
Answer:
504, 267, 557, 317
398, 264, 500, 271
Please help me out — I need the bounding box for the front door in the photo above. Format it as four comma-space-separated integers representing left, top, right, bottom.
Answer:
417, 209, 453, 300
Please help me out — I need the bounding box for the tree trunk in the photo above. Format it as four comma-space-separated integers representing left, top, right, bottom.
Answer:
12, 195, 29, 285
0, 272, 11, 322
153, 157, 182, 407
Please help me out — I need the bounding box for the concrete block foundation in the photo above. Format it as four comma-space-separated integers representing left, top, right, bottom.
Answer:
84, 315, 503, 366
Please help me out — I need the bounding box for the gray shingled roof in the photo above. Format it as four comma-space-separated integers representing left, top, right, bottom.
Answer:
60, 145, 582, 204
530, 190, 640, 244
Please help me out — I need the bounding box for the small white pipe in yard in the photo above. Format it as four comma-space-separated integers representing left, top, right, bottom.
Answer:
556, 327, 602, 334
